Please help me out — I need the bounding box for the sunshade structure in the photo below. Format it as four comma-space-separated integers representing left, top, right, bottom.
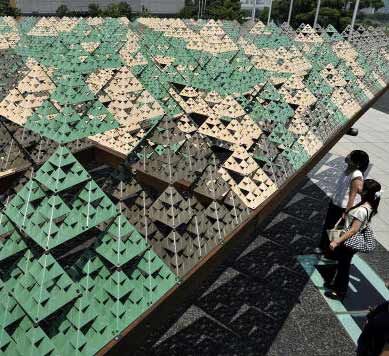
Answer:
0, 15, 388, 355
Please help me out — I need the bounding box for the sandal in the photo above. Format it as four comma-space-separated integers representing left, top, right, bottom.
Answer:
324, 290, 346, 301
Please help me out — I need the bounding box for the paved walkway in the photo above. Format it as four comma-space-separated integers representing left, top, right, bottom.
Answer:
133, 93, 389, 356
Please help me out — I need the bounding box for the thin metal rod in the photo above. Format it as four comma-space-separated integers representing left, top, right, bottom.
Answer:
200, 0, 205, 18
267, 0, 273, 25
351, 0, 360, 32
314, 0, 321, 27
251, 0, 256, 21
287, 0, 294, 25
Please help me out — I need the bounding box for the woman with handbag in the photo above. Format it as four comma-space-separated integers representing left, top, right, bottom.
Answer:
314, 150, 370, 255
324, 179, 382, 301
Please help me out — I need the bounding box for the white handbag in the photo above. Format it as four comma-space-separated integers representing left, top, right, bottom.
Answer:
327, 218, 344, 241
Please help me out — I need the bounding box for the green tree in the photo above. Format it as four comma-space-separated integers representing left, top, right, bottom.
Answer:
259, 0, 383, 31
179, 0, 197, 18
178, 0, 244, 21
207, 0, 244, 22
0, 0, 21, 16
102, 2, 131, 18
353, 0, 384, 9
258, 7, 269, 23
117, 1, 132, 17
56, 5, 69, 17
88, 3, 101, 16
140, 5, 152, 17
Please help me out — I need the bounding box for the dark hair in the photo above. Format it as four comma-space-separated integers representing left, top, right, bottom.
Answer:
349, 150, 370, 173
350, 179, 381, 221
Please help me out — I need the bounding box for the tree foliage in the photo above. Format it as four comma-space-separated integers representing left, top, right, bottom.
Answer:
208, 0, 244, 22
56, 5, 69, 17
103, 2, 132, 17
179, 0, 197, 18
259, 0, 384, 31
87, 2, 131, 18
0, 0, 21, 16
140, 6, 152, 17
88, 3, 101, 16
179, 0, 244, 22
352, 0, 384, 10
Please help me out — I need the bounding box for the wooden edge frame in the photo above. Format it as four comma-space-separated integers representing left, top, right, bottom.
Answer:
97, 84, 389, 355
92, 142, 128, 161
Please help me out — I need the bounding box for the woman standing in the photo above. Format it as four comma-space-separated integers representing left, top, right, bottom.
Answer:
324, 179, 382, 300
314, 150, 370, 255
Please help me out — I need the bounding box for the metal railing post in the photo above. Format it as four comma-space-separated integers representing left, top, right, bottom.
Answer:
313, 0, 321, 27
351, 0, 360, 32
251, 0, 257, 21
267, 0, 273, 25
202, 0, 207, 18
287, 0, 294, 25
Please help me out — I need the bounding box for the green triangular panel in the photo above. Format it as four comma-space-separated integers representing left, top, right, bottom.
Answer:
0, 281, 25, 328
7, 316, 59, 355
35, 146, 90, 193
0, 213, 27, 261
10, 252, 79, 323
50, 73, 96, 105
25, 103, 119, 144
5, 147, 118, 250
260, 82, 282, 101
96, 214, 149, 267
65, 180, 118, 234
137, 249, 179, 304
23, 195, 72, 250
57, 248, 178, 351
5, 179, 46, 229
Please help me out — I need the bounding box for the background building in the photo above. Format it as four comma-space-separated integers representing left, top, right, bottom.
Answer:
377, 0, 389, 13
240, 0, 269, 12
14, 0, 185, 14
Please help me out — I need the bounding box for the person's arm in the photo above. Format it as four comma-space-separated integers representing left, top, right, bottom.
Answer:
345, 177, 363, 213
329, 218, 362, 250
367, 301, 389, 321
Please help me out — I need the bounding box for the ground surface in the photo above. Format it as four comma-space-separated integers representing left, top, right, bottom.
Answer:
132, 92, 389, 356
